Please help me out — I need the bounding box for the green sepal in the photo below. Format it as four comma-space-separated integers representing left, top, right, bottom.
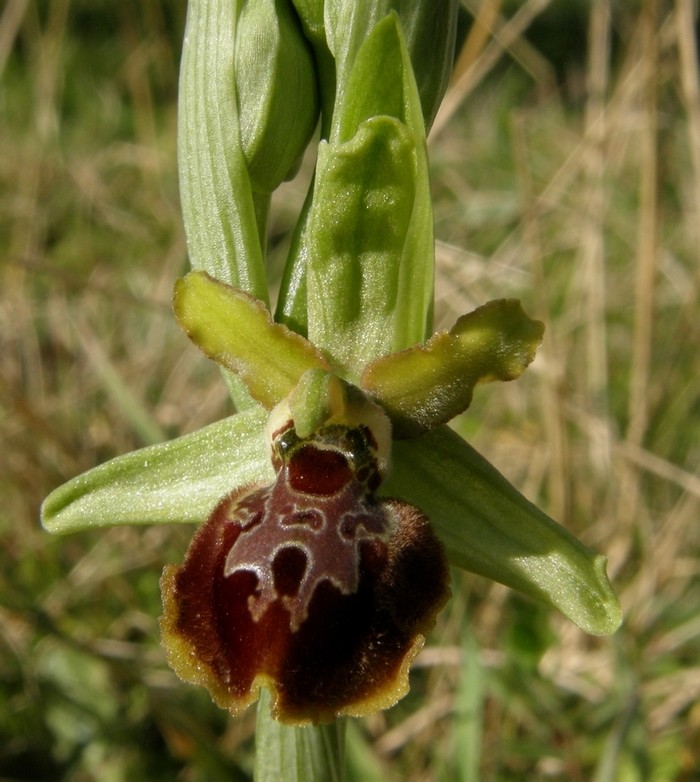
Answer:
305, 126, 432, 374
40, 407, 271, 535
178, 0, 268, 303
305, 118, 416, 376
173, 272, 329, 410
384, 426, 622, 636
362, 299, 545, 437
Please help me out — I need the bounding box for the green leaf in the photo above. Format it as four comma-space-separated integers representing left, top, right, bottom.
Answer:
362, 299, 545, 437
384, 426, 622, 635
178, 0, 268, 302
255, 690, 346, 782
174, 272, 329, 409
41, 407, 271, 534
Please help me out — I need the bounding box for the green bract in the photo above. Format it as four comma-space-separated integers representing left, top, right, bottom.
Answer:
278, 14, 434, 362
178, 0, 267, 301
294, 0, 458, 132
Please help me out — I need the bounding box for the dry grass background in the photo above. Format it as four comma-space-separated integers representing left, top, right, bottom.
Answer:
1, 1, 699, 780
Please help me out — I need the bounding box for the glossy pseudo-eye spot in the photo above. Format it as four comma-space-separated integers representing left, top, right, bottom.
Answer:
160, 417, 450, 725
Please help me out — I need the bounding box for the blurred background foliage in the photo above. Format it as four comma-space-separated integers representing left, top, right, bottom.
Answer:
1, 0, 699, 780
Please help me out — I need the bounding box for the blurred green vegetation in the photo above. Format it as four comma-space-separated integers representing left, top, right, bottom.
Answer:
2, 1, 699, 780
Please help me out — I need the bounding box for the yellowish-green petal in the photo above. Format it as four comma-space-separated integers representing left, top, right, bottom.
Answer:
174, 271, 329, 409
362, 299, 544, 437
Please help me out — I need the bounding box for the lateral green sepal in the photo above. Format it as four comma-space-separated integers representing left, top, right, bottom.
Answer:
362, 299, 544, 437
384, 426, 622, 635
41, 407, 272, 535
174, 271, 330, 409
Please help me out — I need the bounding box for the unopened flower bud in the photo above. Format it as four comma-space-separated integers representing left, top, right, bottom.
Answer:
235, 0, 320, 192
290, 0, 460, 130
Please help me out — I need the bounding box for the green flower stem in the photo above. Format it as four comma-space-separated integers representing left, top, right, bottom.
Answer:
275, 184, 314, 335
252, 191, 272, 259
255, 690, 346, 782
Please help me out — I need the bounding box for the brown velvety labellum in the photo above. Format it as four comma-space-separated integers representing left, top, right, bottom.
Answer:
287, 445, 353, 495
160, 421, 450, 724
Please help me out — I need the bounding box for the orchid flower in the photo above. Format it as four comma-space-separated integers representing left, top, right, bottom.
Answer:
41, 0, 620, 776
